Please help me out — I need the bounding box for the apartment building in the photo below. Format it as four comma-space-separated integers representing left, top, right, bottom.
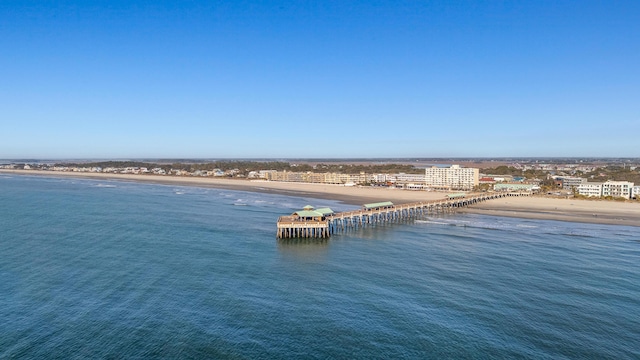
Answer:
577, 182, 603, 197
578, 180, 634, 199
602, 180, 633, 199
557, 176, 586, 189
424, 165, 479, 191
393, 173, 427, 184
264, 171, 370, 185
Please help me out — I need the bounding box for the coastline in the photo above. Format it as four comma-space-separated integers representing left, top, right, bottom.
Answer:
0, 169, 446, 206
3, 169, 639, 227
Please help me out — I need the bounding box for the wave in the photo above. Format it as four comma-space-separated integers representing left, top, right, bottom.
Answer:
516, 224, 538, 229
93, 184, 116, 188
417, 217, 534, 233
415, 220, 450, 225
613, 232, 634, 237
558, 232, 597, 239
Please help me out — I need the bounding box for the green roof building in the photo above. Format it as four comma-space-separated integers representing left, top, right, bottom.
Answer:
291, 206, 334, 221
362, 201, 394, 210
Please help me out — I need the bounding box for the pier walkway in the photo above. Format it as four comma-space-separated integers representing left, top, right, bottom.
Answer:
276, 192, 529, 239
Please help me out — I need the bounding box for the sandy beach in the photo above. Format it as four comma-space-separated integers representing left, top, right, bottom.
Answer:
3, 169, 639, 227
462, 196, 640, 227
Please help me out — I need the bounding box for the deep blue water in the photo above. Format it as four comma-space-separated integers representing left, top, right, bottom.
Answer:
1, 175, 639, 359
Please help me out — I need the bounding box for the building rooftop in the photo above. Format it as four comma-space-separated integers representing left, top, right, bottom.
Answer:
363, 201, 394, 209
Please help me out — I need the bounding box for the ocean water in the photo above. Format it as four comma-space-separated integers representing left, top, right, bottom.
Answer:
1, 175, 639, 359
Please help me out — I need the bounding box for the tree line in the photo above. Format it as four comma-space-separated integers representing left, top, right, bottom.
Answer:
53, 161, 425, 176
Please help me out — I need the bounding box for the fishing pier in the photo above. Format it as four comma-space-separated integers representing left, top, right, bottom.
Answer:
276, 192, 529, 239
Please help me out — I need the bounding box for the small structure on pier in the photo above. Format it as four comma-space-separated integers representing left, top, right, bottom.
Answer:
292, 205, 327, 221
362, 201, 394, 211
291, 205, 335, 221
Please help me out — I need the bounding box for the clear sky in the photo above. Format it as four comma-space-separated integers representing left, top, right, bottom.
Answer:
1, 1, 639, 159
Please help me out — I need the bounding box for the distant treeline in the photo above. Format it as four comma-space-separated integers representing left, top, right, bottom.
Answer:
480, 166, 523, 175
55, 161, 424, 175
586, 166, 640, 184
481, 165, 640, 184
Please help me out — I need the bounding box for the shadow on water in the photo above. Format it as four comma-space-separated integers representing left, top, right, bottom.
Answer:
277, 237, 329, 247
277, 238, 330, 259
332, 217, 431, 240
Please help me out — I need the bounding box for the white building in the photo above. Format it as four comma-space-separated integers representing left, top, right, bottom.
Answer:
425, 165, 479, 191
577, 182, 603, 197
371, 174, 389, 183
602, 180, 633, 199
633, 185, 640, 199
394, 173, 426, 184
557, 176, 586, 189
494, 183, 540, 192
258, 170, 276, 179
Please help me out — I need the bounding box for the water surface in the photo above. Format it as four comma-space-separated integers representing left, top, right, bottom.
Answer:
1, 175, 639, 358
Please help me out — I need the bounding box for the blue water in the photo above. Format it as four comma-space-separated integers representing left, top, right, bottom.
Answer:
1, 175, 639, 359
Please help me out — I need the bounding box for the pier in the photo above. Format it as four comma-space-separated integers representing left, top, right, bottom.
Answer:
276, 192, 529, 239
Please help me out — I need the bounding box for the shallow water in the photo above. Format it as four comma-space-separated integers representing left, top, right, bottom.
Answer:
1, 175, 639, 358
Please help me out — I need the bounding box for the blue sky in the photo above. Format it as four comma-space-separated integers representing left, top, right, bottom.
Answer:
1, 0, 639, 159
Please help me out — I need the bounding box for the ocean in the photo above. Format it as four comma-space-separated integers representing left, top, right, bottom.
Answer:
1, 175, 639, 359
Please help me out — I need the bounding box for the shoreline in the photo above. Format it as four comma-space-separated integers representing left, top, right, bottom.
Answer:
461, 196, 640, 227
3, 169, 639, 227
0, 169, 446, 206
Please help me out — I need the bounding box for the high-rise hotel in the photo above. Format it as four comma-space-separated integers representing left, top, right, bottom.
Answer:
425, 165, 479, 191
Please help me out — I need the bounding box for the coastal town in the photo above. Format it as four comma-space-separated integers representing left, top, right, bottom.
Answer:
2, 159, 639, 200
